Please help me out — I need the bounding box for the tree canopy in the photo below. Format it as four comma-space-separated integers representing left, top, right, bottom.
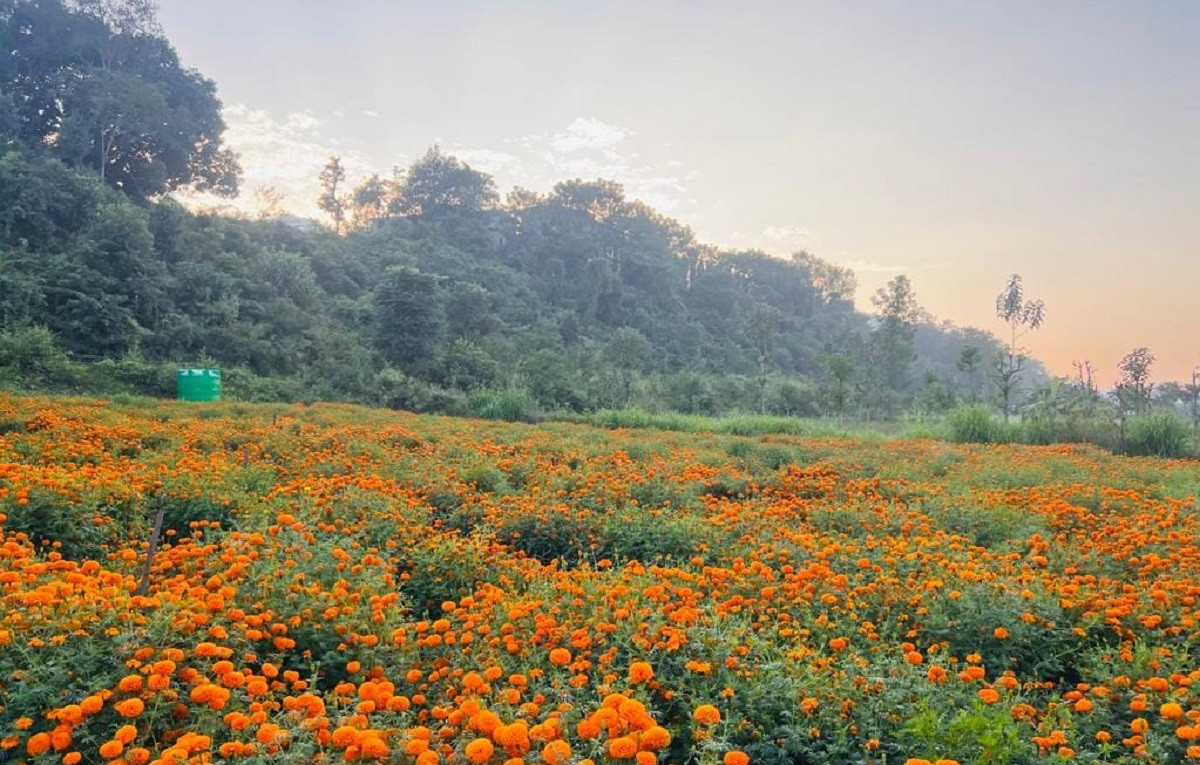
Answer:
0, 0, 239, 198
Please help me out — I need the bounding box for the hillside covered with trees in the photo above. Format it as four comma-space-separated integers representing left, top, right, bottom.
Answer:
1, 0, 1043, 418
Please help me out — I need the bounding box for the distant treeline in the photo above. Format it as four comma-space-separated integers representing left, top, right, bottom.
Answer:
0, 143, 1010, 418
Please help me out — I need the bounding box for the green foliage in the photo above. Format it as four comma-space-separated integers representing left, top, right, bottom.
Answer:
597, 507, 713, 564
398, 535, 503, 619
455, 388, 541, 423
0, 325, 73, 389
374, 266, 445, 369
0, 488, 112, 560
945, 404, 1012, 444
497, 505, 712, 567
0, 0, 239, 197
1125, 412, 1194, 458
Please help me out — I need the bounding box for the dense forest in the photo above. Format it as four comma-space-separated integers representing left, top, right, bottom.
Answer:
3, 0, 1197, 453
0, 0, 1027, 418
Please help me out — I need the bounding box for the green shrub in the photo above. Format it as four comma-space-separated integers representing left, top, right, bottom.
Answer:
945, 405, 1007, 444
371, 368, 462, 413
77, 358, 177, 397
2, 490, 111, 560
457, 388, 541, 423
0, 325, 76, 390
398, 535, 501, 618
497, 512, 595, 565
223, 369, 310, 403
597, 508, 710, 564
148, 491, 237, 538
460, 464, 508, 494
1125, 412, 1194, 458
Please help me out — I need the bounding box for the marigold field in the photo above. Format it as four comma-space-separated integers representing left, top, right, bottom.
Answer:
1, 395, 1198, 765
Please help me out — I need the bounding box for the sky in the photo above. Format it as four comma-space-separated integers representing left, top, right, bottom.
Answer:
158, 0, 1200, 381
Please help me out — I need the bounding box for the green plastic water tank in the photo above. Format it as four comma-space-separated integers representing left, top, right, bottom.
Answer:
177, 368, 221, 402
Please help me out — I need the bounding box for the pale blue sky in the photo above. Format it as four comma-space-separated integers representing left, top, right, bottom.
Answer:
159, 0, 1200, 380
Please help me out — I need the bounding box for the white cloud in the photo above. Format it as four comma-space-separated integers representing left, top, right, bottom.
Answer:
174, 103, 376, 219
840, 259, 907, 274
450, 116, 694, 214
546, 117, 631, 153
180, 111, 691, 220
451, 147, 524, 176
727, 224, 814, 254
761, 225, 812, 243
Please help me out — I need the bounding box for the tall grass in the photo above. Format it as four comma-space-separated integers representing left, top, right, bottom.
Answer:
1125, 412, 1195, 458
941, 404, 1196, 459
564, 408, 872, 439
944, 405, 1005, 443
455, 388, 542, 423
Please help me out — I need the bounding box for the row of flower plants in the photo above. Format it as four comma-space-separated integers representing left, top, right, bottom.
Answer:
0, 393, 1197, 765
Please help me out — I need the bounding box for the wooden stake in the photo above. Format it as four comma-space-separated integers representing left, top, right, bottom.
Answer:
136, 505, 166, 596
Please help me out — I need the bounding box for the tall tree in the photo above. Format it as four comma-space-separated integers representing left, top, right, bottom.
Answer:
373, 267, 444, 369
392, 146, 498, 217
349, 173, 393, 228
956, 345, 983, 402
318, 156, 348, 234
991, 274, 1046, 418
870, 274, 921, 406
746, 305, 781, 414
1187, 367, 1200, 437
1113, 347, 1155, 449
821, 347, 855, 414
604, 327, 651, 408
1114, 347, 1155, 415
0, 0, 240, 198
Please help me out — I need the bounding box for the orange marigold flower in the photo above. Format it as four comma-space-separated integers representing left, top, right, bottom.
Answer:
693, 705, 721, 725
115, 699, 144, 718
465, 737, 495, 763
541, 740, 571, 765
608, 736, 638, 760
256, 723, 284, 745
331, 726, 359, 748
27, 733, 52, 757
724, 751, 750, 765
628, 661, 654, 684
1160, 703, 1184, 721
98, 740, 124, 759
978, 688, 1000, 704
359, 735, 389, 759
640, 726, 671, 751
576, 718, 601, 740
548, 648, 571, 666
117, 675, 143, 693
